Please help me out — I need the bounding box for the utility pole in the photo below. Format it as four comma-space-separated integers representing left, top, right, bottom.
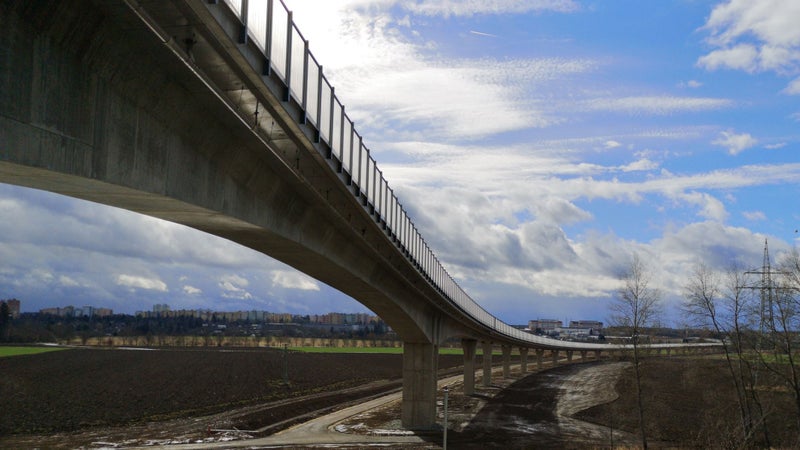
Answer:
741, 239, 788, 334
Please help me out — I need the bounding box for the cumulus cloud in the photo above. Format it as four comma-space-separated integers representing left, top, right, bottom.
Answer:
698, 0, 800, 91
219, 274, 253, 300
784, 77, 800, 95
676, 191, 728, 222
697, 44, 760, 72
271, 270, 321, 291
183, 285, 202, 295
712, 130, 758, 155
619, 158, 659, 172
116, 274, 168, 292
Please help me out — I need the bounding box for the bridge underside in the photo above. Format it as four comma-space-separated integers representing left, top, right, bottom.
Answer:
0, 0, 487, 428
0, 0, 640, 430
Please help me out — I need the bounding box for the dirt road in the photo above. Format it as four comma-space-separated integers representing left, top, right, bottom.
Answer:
142, 360, 631, 449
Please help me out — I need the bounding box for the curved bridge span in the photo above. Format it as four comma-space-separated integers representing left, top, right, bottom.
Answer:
0, 0, 714, 428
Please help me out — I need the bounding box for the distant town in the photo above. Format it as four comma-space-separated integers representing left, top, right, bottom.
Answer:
1, 298, 610, 345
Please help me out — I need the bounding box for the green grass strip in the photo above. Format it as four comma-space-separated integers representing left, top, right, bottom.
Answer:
288, 346, 465, 355
0, 346, 68, 358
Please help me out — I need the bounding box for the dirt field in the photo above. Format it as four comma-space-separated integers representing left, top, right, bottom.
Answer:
4, 347, 800, 448
0, 347, 463, 438
577, 356, 799, 448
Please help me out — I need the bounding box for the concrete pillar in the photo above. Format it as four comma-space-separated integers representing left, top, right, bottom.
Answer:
567, 350, 574, 362
519, 348, 529, 374
594, 349, 601, 360
580, 350, 587, 361
461, 339, 477, 396
551, 349, 559, 366
536, 349, 544, 369
401, 342, 438, 429
482, 341, 493, 387
502, 345, 512, 378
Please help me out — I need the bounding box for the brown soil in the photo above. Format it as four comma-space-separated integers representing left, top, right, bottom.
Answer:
4, 348, 800, 449
0, 346, 463, 447
577, 356, 799, 448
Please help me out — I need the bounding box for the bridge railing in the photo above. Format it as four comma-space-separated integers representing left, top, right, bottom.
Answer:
217, 0, 556, 346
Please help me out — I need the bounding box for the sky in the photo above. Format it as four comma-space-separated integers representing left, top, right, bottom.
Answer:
2, 0, 800, 327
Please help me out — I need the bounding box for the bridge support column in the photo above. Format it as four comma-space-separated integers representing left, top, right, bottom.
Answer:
552, 350, 559, 366
461, 339, 477, 396
401, 342, 438, 429
482, 342, 493, 387
502, 345, 512, 378
580, 350, 587, 361
594, 350, 601, 360
519, 348, 529, 374
567, 350, 574, 362
536, 349, 544, 369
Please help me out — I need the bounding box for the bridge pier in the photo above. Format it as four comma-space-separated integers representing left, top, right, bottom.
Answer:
580, 350, 587, 361
401, 342, 438, 429
566, 350, 574, 362
502, 345, 512, 378
519, 348, 529, 374
594, 349, 602, 360
461, 339, 477, 396
536, 349, 544, 369
482, 342, 493, 387
552, 350, 559, 366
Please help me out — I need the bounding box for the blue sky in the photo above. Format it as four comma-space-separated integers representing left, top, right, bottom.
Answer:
2, 0, 800, 327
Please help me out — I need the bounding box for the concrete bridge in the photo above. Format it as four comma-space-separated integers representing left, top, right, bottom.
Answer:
0, 0, 716, 429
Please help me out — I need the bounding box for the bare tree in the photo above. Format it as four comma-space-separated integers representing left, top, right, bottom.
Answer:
682, 262, 766, 445
610, 253, 662, 450
757, 248, 800, 442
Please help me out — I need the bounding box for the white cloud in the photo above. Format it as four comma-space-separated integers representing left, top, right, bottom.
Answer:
219, 274, 253, 300
401, 0, 580, 16
271, 270, 321, 291
116, 274, 168, 292
698, 0, 800, 89
604, 140, 621, 149
619, 158, 659, 172
676, 191, 728, 222
742, 211, 766, 221
697, 44, 759, 72
702, 0, 800, 49
183, 285, 202, 295
784, 77, 800, 95
764, 142, 786, 149
712, 130, 758, 155
58, 275, 80, 287
678, 79, 703, 88
584, 96, 733, 115
281, 0, 595, 141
